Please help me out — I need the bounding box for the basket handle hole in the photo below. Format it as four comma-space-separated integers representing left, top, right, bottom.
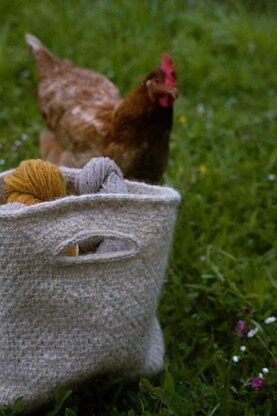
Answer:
78, 236, 134, 256
57, 233, 139, 262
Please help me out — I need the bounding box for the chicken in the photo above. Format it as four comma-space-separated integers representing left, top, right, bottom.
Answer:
26, 34, 178, 183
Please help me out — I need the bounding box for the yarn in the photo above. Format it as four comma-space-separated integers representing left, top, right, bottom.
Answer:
4, 159, 76, 256
4, 159, 66, 205
75, 157, 128, 254
75, 157, 128, 195
2, 158, 128, 256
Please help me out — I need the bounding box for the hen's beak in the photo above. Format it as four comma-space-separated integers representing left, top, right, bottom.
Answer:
166, 86, 179, 100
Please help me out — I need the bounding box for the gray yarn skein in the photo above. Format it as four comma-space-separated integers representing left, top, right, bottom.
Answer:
75, 157, 128, 254
75, 157, 127, 195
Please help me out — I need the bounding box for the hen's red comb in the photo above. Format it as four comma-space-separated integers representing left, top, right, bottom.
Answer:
161, 52, 176, 87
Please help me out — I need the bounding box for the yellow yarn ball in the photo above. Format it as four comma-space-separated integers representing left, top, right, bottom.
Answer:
4, 159, 66, 205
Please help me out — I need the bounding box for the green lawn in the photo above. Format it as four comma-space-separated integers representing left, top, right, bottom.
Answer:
0, 1, 276, 415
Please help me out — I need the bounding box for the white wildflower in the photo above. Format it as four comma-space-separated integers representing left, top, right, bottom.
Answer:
264, 316, 276, 324
20, 133, 28, 141
240, 345, 246, 352
232, 355, 239, 363
262, 367, 269, 374
247, 327, 259, 338
196, 103, 205, 115
268, 174, 276, 181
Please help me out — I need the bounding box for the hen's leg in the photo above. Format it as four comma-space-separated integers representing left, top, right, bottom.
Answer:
59, 150, 79, 168
40, 129, 79, 167
40, 129, 63, 165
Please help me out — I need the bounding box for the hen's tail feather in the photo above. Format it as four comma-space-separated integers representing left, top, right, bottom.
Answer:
25, 33, 57, 75
25, 33, 44, 52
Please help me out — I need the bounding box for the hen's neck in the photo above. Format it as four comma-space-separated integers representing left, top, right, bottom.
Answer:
112, 82, 172, 142
115, 82, 152, 117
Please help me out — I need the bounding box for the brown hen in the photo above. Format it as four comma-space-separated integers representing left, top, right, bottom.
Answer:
26, 34, 178, 183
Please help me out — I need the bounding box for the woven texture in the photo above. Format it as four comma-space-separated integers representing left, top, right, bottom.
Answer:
0, 166, 180, 409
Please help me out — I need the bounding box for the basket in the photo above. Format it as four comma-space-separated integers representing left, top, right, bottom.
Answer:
0, 166, 180, 408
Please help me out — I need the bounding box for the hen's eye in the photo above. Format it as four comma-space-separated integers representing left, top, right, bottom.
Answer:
153, 78, 162, 85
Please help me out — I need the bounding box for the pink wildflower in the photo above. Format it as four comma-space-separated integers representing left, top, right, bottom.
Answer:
250, 376, 265, 390
236, 320, 250, 337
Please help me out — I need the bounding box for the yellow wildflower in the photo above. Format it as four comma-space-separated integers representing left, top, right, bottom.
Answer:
178, 115, 187, 124
199, 164, 208, 175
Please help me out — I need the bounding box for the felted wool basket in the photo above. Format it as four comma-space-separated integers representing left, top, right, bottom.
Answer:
0, 166, 180, 409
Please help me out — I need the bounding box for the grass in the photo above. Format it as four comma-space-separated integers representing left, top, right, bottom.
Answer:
0, 0, 276, 414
